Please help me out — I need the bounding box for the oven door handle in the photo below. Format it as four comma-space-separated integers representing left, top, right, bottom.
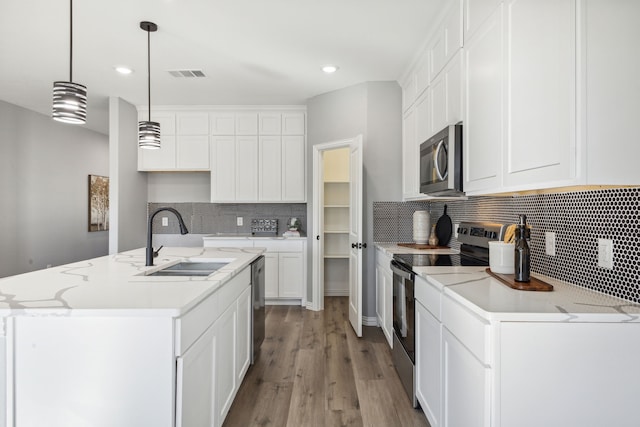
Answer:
390, 260, 414, 280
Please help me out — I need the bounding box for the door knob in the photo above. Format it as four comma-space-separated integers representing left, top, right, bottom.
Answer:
351, 243, 357, 248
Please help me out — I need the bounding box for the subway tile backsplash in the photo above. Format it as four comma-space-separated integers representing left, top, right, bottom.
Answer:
148, 202, 307, 236
374, 188, 640, 304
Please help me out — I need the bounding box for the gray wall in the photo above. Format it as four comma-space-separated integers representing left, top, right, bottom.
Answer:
306, 81, 403, 318
108, 97, 148, 253
0, 100, 109, 277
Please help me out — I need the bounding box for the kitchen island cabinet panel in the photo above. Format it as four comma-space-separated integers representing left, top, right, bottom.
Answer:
215, 302, 237, 425
14, 316, 175, 427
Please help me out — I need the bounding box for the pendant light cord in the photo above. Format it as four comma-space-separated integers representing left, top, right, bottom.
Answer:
147, 28, 151, 121
69, 0, 73, 82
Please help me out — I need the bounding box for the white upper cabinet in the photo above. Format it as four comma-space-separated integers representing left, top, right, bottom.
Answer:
464, 0, 503, 40
431, 50, 463, 134
235, 136, 259, 202
281, 135, 306, 201
210, 113, 236, 135
259, 113, 282, 135
581, 0, 640, 186
139, 112, 209, 171
463, 4, 504, 194
503, 0, 576, 189
430, 0, 463, 80
177, 113, 208, 135
402, 107, 420, 199
259, 136, 283, 201
209, 109, 306, 203
401, 0, 464, 200
282, 113, 305, 135
236, 113, 258, 135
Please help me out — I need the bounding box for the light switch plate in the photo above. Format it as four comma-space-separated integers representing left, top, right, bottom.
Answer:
162, 217, 168, 226
598, 238, 613, 269
237, 217, 243, 226
545, 232, 556, 256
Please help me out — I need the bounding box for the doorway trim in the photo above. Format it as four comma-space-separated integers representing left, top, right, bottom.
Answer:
311, 137, 358, 312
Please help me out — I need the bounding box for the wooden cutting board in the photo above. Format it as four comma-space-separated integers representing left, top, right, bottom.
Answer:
397, 243, 450, 250
486, 268, 554, 291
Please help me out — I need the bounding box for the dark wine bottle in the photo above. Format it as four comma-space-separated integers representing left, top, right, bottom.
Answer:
514, 214, 531, 282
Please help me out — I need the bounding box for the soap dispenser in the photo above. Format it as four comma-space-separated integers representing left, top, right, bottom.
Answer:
514, 214, 531, 282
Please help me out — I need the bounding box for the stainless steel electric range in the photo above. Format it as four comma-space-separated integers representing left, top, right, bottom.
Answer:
391, 221, 508, 407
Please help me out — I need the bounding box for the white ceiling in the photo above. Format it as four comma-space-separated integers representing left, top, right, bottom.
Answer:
0, 0, 445, 134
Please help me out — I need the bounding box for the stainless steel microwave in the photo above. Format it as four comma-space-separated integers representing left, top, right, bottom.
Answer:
419, 123, 463, 196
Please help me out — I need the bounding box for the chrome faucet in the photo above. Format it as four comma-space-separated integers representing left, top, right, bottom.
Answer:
146, 207, 189, 266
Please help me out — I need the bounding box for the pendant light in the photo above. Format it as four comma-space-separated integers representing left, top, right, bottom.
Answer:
52, 0, 87, 124
138, 21, 160, 149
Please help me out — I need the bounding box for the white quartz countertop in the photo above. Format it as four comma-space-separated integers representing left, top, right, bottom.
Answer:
203, 234, 306, 240
374, 242, 458, 256
0, 247, 264, 316
416, 267, 640, 322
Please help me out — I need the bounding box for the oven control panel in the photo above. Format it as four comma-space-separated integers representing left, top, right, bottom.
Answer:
457, 221, 508, 248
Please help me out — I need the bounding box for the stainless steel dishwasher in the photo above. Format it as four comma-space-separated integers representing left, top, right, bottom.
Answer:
251, 255, 265, 364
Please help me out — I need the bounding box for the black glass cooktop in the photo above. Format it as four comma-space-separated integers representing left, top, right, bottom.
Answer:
393, 252, 489, 269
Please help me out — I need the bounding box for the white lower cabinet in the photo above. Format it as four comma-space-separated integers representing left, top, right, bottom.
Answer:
176, 324, 216, 427
278, 252, 303, 298
374, 247, 393, 347
442, 327, 490, 427
203, 238, 306, 304
415, 300, 441, 427
215, 302, 237, 425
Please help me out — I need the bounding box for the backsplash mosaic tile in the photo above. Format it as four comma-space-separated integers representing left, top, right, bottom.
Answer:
374, 188, 640, 303
148, 202, 307, 236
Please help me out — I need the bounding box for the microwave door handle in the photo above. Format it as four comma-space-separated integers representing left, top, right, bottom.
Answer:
435, 140, 448, 181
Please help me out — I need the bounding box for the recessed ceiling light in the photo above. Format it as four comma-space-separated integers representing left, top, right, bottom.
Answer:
322, 65, 339, 74
115, 66, 133, 75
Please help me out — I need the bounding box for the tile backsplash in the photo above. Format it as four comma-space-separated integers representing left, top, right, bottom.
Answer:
374, 187, 640, 304
148, 202, 307, 236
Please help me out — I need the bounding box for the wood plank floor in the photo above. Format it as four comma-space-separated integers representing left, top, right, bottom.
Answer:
224, 297, 430, 427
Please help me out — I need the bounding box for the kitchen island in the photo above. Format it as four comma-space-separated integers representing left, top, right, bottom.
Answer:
0, 246, 264, 427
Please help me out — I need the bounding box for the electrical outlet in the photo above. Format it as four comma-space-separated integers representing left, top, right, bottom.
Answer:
454, 223, 459, 238
237, 217, 243, 226
162, 217, 168, 226
598, 238, 613, 269
545, 232, 556, 256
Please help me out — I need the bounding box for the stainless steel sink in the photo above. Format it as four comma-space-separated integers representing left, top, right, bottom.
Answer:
147, 261, 230, 277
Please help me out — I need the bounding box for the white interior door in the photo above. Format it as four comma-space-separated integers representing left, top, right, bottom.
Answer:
312, 136, 363, 324
348, 136, 363, 337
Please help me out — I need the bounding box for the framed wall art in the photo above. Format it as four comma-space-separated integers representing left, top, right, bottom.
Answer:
88, 175, 109, 232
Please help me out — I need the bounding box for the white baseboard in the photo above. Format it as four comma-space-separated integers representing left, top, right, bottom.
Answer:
362, 316, 378, 327
265, 298, 303, 306
324, 289, 349, 296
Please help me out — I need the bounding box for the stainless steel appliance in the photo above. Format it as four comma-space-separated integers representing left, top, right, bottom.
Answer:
251, 255, 265, 364
391, 221, 507, 407
419, 123, 463, 196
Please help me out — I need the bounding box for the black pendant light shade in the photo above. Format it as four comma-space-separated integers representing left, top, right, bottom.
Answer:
52, 0, 87, 124
139, 120, 161, 148
139, 21, 160, 149
52, 81, 87, 124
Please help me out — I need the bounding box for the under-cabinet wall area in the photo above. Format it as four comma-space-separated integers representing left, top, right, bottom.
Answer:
148, 202, 307, 237
373, 187, 640, 303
